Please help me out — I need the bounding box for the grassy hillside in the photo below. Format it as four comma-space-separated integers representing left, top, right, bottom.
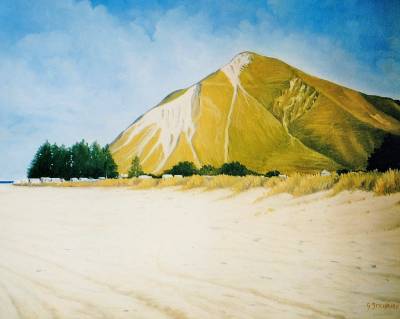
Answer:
110, 52, 400, 175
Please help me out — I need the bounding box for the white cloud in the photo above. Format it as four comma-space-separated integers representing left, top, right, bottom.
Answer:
0, 0, 398, 178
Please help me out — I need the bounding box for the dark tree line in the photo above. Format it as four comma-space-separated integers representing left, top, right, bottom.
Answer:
367, 134, 400, 172
27, 140, 118, 179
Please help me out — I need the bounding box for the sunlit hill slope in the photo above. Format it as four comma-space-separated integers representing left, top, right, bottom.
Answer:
110, 52, 400, 174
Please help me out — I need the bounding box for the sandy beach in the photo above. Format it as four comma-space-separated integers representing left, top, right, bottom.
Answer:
0, 185, 399, 319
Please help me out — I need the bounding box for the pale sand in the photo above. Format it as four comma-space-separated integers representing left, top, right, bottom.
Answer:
0, 185, 399, 319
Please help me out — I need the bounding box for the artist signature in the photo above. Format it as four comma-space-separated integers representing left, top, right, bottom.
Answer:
367, 302, 400, 311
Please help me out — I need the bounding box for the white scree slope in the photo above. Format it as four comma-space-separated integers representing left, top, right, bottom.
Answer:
221, 52, 253, 162
221, 52, 253, 88
113, 84, 200, 172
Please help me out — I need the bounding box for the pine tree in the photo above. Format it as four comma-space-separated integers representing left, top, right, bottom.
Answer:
89, 142, 104, 178
70, 140, 90, 178
27, 141, 53, 178
128, 156, 144, 178
52, 144, 71, 179
102, 145, 118, 178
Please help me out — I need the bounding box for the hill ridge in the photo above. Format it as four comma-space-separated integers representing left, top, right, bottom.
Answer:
110, 52, 400, 174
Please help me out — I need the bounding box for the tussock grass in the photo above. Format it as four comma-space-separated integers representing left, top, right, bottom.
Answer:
374, 170, 400, 195
331, 172, 376, 195
263, 170, 400, 196
19, 170, 400, 196
157, 177, 184, 188
132, 178, 158, 189
59, 179, 140, 187
180, 175, 267, 192
181, 175, 206, 189
330, 169, 400, 196
373, 169, 400, 195
204, 175, 238, 190
263, 176, 282, 189
231, 176, 267, 192
266, 173, 338, 197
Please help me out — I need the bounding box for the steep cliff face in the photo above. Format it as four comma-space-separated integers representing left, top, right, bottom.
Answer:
110, 52, 400, 174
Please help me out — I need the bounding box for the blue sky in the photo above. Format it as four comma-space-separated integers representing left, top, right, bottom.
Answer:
0, 0, 399, 178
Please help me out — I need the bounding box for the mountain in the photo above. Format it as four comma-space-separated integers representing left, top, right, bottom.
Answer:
110, 52, 400, 174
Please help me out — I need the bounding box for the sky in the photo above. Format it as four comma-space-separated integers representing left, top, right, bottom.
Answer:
0, 0, 399, 179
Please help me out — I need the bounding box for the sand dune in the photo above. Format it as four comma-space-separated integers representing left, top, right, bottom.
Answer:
0, 185, 399, 319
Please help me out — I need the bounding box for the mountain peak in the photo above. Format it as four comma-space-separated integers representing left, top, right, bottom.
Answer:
221, 52, 253, 87
226, 51, 254, 68
110, 51, 400, 175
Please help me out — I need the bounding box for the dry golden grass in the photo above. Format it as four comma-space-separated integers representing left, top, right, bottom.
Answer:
263, 176, 282, 189
266, 173, 338, 197
330, 170, 400, 195
18, 170, 400, 196
180, 175, 267, 192
56, 179, 141, 187
157, 177, 185, 188
181, 175, 206, 189
204, 175, 238, 190
331, 172, 376, 195
373, 169, 400, 195
231, 176, 267, 192
262, 170, 400, 197
133, 178, 159, 189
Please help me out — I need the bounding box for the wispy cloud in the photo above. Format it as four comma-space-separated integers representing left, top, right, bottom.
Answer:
0, 0, 398, 178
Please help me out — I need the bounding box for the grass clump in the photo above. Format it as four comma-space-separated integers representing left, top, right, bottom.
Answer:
205, 175, 238, 190
331, 171, 377, 195
263, 176, 283, 189
231, 176, 267, 192
134, 178, 159, 189
181, 175, 206, 189
266, 173, 337, 197
373, 169, 400, 195
157, 177, 185, 188
57, 178, 141, 187
293, 174, 337, 196
98, 178, 140, 187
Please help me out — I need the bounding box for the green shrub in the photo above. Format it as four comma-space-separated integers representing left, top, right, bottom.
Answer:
167, 161, 197, 176
219, 162, 248, 176
199, 164, 218, 176
265, 170, 280, 178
